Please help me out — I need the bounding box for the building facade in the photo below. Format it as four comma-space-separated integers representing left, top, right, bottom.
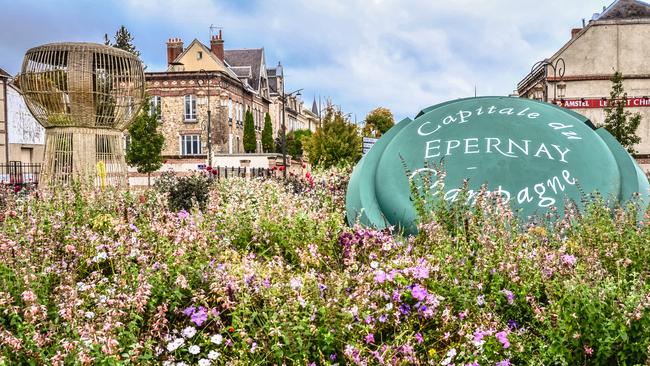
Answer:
145, 31, 272, 162
0, 68, 45, 165
0, 68, 8, 164
6, 83, 45, 164
517, 0, 650, 169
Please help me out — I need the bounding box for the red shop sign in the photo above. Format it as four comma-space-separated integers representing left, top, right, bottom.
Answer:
557, 97, 650, 109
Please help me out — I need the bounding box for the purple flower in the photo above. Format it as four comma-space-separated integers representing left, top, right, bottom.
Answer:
129, 223, 138, 232
411, 284, 428, 301
507, 319, 519, 330
466, 362, 479, 366
496, 360, 511, 366
414, 333, 424, 344
379, 314, 388, 323
495, 331, 510, 349
329, 353, 337, 361
500, 289, 514, 305
191, 306, 208, 326
177, 209, 189, 219
183, 306, 195, 317
365, 333, 375, 344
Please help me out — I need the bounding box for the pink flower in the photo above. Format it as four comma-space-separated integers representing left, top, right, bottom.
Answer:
561, 254, 577, 266
495, 331, 510, 349
584, 346, 593, 355
365, 333, 375, 344
500, 289, 514, 304
374, 270, 387, 284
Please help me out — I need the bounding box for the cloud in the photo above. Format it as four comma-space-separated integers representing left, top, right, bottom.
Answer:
1, 0, 606, 121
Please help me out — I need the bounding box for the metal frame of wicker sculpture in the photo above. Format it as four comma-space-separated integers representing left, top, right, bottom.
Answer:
18, 42, 145, 187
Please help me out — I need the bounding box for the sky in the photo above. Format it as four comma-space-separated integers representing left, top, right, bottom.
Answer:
0, 0, 609, 122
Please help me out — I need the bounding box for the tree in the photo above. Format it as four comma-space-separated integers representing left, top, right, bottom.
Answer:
363, 107, 395, 137
287, 129, 312, 158
304, 107, 361, 168
601, 71, 642, 154
243, 110, 257, 153
104, 25, 141, 58
262, 113, 274, 153
126, 102, 165, 186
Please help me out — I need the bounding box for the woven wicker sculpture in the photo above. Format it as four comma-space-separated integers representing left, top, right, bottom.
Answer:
18, 42, 145, 187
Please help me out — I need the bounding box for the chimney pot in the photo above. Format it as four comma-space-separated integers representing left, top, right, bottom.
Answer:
167, 37, 184, 66
210, 31, 225, 62
571, 28, 582, 38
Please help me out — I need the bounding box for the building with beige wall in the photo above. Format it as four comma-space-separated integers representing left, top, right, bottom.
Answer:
517, 0, 650, 170
145, 31, 272, 164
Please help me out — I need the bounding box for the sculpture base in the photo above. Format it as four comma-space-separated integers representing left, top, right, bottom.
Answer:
42, 127, 127, 187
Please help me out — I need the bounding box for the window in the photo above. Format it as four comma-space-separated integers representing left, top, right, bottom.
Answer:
181, 135, 201, 155
228, 99, 233, 123
197, 51, 203, 60
149, 96, 162, 119
184, 95, 197, 121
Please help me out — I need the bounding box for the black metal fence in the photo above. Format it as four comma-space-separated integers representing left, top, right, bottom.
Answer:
0, 162, 41, 187
206, 166, 276, 180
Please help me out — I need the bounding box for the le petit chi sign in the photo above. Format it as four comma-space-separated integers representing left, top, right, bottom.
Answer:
346, 97, 650, 235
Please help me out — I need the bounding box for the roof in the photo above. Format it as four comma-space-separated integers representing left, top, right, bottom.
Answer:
0, 67, 9, 78
224, 49, 264, 92
230, 66, 252, 78
598, 0, 650, 20
168, 39, 242, 81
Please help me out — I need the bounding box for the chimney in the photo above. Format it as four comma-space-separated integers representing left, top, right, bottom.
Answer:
210, 30, 224, 62
571, 28, 582, 38
166, 38, 184, 66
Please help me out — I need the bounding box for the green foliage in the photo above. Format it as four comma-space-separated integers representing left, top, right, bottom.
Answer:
157, 172, 210, 212
243, 110, 257, 153
304, 107, 362, 168
2, 168, 650, 364
262, 112, 274, 153
601, 71, 642, 153
286, 129, 312, 158
104, 25, 141, 58
126, 103, 165, 185
362, 106, 395, 137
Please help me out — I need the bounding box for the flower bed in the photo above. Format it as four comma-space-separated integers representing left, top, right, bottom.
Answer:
0, 170, 649, 365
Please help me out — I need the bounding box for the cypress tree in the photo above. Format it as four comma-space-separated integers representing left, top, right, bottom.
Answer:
243, 110, 257, 153
262, 113, 274, 153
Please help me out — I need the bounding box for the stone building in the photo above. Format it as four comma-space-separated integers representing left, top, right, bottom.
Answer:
516, 0, 650, 169
145, 31, 272, 163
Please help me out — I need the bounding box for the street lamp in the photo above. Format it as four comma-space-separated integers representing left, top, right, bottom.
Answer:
530, 57, 566, 103
281, 86, 303, 179
198, 69, 213, 167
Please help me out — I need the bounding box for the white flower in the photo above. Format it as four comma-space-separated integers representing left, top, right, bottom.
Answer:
198, 359, 210, 366
441, 348, 457, 366
385, 303, 393, 311
208, 350, 220, 360
182, 326, 197, 338
77, 282, 86, 292
176, 363, 187, 366
84, 311, 95, 319
210, 334, 223, 345
370, 261, 379, 269
162, 361, 173, 366
166, 338, 184, 352
98, 295, 107, 303
93, 251, 108, 262
188, 345, 200, 355
289, 277, 302, 290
